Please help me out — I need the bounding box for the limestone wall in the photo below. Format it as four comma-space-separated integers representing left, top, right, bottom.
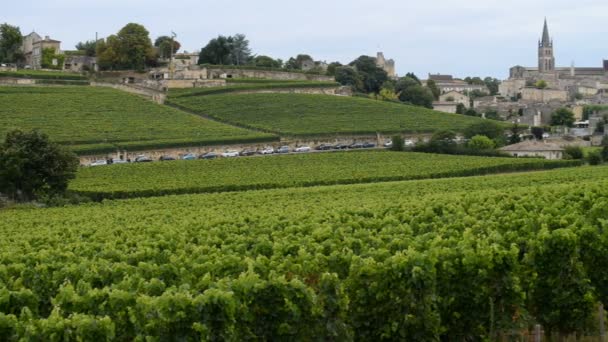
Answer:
206, 67, 335, 82
227, 86, 352, 97
0, 78, 36, 85
90, 82, 166, 104
521, 88, 569, 102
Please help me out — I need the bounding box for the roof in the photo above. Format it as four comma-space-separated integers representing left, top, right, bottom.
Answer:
429, 74, 453, 81
541, 18, 551, 46
500, 140, 563, 152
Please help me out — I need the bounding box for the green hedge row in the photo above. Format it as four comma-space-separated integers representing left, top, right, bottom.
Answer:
35, 79, 91, 86
169, 82, 341, 98
0, 71, 87, 80
200, 64, 328, 75
74, 159, 582, 201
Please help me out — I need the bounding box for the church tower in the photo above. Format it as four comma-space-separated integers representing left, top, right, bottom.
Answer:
538, 18, 555, 73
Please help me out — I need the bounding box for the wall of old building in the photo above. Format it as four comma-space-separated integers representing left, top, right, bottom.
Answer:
521, 88, 569, 102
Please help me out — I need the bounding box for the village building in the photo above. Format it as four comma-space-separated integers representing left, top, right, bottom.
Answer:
499, 140, 564, 160
425, 74, 488, 94
439, 91, 470, 107
432, 102, 458, 114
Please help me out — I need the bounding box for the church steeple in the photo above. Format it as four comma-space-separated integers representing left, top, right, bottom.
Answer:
541, 18, 551, 47
538, 18, 555, 73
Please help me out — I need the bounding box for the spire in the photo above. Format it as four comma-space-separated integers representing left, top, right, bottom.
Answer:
541, 18, 551, 46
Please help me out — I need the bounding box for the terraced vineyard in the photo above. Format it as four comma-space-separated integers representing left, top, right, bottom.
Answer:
169, 80, 340, 97
0, 86, 275, 154
168, 92, 495, 136
1, 166, 607, 339
71, 151, 579, 199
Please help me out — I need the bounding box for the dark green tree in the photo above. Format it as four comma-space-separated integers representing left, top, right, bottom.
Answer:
198, 35, 233, 65
464, 108, 479, 117
508, 124, 522, 144
391, 135, 404, 151
0, 130, 79, 201
426, 79, 440, 100
456, 103, 466, 114
395, 76, 434, 108
404, 72, 421, 84
96, 23, 156, 70
531, 126, 544, 140
550, 108, 575, 127
563, 146, 584, 160
484, 77, 500, 95
349, 56, 388, 93
463, 121, 505, 146
326, 62, 342, 76
335, 67, 363, 91
0, 23, 24, 63
75, 40, 97, 57
229, 34, 251, 65
154, 36, 181, 59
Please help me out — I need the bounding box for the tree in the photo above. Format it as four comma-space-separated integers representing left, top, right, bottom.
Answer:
96, 23, 156, 70
508, 124, 522, 144
404, 72, 421, 84
467, 135, 495, 150
349, 56, 388, 93
426, 79, 440, 100
154, 36, 181, 59
75, 40, 97, 57
464, 108, 479, 117
284, 54, 313, 70
0, 130, 78, 201
484, 77, 500, 96
430, 130, 457, 147
463, 121, 505, 143
396, 76, 434, 108
563, 146, 583, 160
550, 108, 575, 127
531, 126, 544, 140
41, 48, 65, 70
198, 35, 232, 65
335, 67, 363, 91
390, 135, 404, 151
0, 23, 24, 63
326, 62, 342, 76
587, 150, 602, 165
229, 34, 251, 65
371, 87, 399, 102
456, 103, 466, 114
535, 80, 548, 89
251, 55, 282, 68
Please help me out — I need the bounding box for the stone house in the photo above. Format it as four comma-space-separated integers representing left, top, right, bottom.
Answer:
64, 55, 97, 72
520, 87, 569, 102
32, 36, 61, 69
425, 74, 488, 94
432, 102, 458, 114
499, 140, 564, 159
21, 32, 42, 67
439, 91, 470, 107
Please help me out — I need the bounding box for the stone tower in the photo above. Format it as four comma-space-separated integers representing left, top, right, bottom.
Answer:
538, 18, 555, 73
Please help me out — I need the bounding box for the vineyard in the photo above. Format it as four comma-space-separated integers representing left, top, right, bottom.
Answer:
70, 151, 580, 199
167, 92, 493, 136
0, 166, 607, 339
169, 80, 340, 97
0, 86, 276, 154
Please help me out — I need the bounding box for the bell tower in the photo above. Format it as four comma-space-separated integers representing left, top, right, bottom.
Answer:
538, 18, 555, 73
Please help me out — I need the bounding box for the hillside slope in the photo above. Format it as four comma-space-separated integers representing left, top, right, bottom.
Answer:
168, 93, 495, 136
0, 86, 276, 154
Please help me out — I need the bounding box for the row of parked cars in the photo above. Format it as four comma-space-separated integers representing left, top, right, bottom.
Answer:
87, 142, 382, 166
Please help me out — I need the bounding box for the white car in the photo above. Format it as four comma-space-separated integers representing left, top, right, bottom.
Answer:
295, 146, 311, 152
260, 147, 274, 155
222, 150, 239, 157
111, 159, 128, 164
89, 160, 108, 166
404, 139, 415, 147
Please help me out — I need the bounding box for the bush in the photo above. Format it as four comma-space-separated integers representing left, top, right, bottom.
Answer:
587, 150, 602, 165
467, 135, 495, 150
391, 135, 404, 151
563, 146, 584, 160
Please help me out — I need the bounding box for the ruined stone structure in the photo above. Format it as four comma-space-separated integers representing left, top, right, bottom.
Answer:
503, 19, 608, 100
376, 52, 396, 78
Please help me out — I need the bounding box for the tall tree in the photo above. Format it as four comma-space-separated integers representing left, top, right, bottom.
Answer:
484, 77, 500, 96
326, 62, 342, 76
349, 55, 388, 94
75, 40, 97, 57
335, 67, 363, 91
426, 79, 440, 100
251, 55, 282, 68
229, 34, 251, 65
395, 76, 434, 108
0, 23, 24, 63
198, 35, 232, 65
154, 36, 181, 59
551, 108, 575, 127
96, 23, 156, 70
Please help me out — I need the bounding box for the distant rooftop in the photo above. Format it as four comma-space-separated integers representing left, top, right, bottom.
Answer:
500, 140, 563, 152
428, 74, 453, 81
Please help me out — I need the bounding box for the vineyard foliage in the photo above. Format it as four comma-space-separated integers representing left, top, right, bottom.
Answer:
167, 93, 494, 136
1, 166, 608, 339
0, 86, 275, 154
169, 81, 340, 98
70, 151, 580, 199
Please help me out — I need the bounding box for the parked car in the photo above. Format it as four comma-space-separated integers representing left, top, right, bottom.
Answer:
362, 142, 376, 148
315, 144, 333, 151
159, 155, 176, 161
222, 150, 239, 157
349, 142, 365, 149
383, 140, 393, 148
239, 149, 256, 156
333, 143, 349, 150
111, 158, 128, 164
260, 147, 274, 155
134, 155, 152, 163
276, 146, 290, 154
182, 153, 196, 160
200, 152, 219, 159
295, 146, 311, 152
404, 139, 415, 147
89, 160, 108, 166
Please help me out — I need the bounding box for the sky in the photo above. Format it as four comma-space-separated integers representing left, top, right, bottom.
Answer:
5, 0, 608, 79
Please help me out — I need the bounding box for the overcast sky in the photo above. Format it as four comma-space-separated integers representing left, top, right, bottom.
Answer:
5, 0, 607, 79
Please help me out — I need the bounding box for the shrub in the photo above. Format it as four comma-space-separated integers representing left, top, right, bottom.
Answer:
467, 135, 495, 150
563, 146, 584, 160
587, 150, 602, 165
391, 135, 404, 151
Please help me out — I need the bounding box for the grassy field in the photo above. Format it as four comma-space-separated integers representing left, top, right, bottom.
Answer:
1, 166, 607, 339
0, 86, 276, 154
0, 70, 87, 80
168, 93, 495, 136
70, 151, 579, 199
